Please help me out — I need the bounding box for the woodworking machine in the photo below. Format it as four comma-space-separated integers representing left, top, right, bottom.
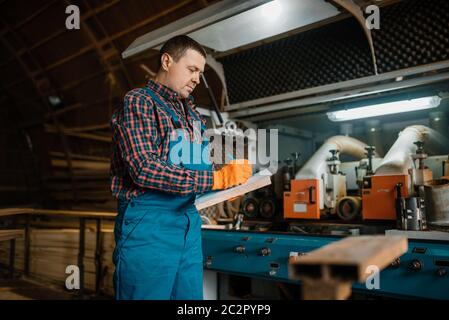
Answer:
202, 229, 449, 299
283, 125, 449, 228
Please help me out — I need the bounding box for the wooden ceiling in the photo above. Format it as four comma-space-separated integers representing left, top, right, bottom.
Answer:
0, 0, 222, 128
0, 0, 222, 208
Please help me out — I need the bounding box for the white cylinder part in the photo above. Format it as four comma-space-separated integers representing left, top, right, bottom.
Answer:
375, 125, 449, 175
295, 135, 371, 179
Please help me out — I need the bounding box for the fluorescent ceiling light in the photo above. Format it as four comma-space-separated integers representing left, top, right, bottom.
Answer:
189, 0, 339, 52
327, 96, 442, 122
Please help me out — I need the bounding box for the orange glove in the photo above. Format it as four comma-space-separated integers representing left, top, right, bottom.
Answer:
212, 159, 252, 190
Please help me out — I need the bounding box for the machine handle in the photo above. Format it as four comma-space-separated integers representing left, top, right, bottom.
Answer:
395, 183, 403, 199
443, 160, 447, 177
308, 186, 316, 204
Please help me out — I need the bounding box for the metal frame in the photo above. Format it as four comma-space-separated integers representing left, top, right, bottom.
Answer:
226, 62, 449, 120
225, 60, 449, 112
206, 54, 230, 107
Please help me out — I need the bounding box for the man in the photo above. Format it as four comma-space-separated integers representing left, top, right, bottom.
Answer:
110, 35, 252, 300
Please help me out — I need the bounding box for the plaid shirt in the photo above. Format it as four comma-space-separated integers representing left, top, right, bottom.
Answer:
110, 80, 214, 201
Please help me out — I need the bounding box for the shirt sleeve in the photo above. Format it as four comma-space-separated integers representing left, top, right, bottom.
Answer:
113, 90, 214, 195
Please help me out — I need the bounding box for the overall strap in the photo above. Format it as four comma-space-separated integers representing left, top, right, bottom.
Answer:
144, 87, 182, 129
186, 106, 206, 132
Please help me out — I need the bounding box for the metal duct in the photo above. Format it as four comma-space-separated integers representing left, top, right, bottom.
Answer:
375, 125, 449, 175
295, 135, 371, 179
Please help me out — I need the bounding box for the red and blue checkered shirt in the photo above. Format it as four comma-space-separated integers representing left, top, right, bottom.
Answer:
110, 80, 214, 201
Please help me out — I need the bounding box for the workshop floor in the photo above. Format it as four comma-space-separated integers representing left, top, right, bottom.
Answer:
0, 277, 73, 300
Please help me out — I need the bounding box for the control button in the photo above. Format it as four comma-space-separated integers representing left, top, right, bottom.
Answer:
409, 259, 422, 271
436, 268, 447, 277
260, 247, 271, 256
234, 245, 245, 254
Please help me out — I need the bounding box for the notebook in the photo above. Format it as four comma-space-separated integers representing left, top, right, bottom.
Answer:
194, 168, 273, 210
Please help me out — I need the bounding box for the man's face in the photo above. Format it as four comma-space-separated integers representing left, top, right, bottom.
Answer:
163, 49, 206, 99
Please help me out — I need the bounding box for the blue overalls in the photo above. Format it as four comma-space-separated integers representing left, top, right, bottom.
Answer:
113, 88, 212, 300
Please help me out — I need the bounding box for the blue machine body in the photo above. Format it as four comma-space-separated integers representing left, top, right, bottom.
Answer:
202, 229, 449, 299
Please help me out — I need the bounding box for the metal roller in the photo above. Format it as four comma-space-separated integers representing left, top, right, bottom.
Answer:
336, 196, 362, 221
242, 197, 259, 219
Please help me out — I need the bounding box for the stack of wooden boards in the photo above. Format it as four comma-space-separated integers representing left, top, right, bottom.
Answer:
0, 227, 116, 296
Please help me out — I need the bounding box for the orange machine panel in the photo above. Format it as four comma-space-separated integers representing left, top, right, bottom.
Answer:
362, 174, 410, 220
284, 179, 320, 219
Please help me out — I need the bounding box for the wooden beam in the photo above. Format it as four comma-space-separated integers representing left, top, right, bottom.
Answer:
0, 18, 78, 201
45, 125, 112, 142
10, 53, 146, 107
1, 0, 195, 84
50, 123, 110, 133
51, 159, 109, 171
0, 0, 59, 37
18, 98, 110, 129
59, 64, 122, 92
13, 52, 148, 113
289, 236, 408, 300
82, 0, 133, 89
0, 0, 121, 69
0, 230, 24, 242
0, 207, 116, 219
64, 0, 125, 114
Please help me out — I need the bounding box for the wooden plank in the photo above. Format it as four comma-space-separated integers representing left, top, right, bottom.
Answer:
0, 229, 24, 242
45, 126, 112, 142
301, 278, 352, 300
0, 208, 34, 217
51, 159, 110, 171
0, 208, 116, 219
195, 169, 273, 210
50, 151, 109, 162
0, 228, 116, 294
290, 235, 408, 283
32, 209, 116, 219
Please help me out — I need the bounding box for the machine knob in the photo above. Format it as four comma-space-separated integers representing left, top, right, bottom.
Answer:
234, 245, 246, 254
260, 247, 271, 256
436, 268, 447, 277
409, 259, 422, 271
390, 258, 401, 268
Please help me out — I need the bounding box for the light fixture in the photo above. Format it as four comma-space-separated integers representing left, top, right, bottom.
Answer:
48, 95, 62, 107
327, 96, 442, 122
261, 0, 282, 21
122, 0, 339, 58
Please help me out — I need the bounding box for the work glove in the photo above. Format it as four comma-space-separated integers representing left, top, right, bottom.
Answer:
212, 159, 252, 190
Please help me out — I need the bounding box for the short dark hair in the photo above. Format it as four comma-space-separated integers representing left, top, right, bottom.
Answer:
158, 35, 207, 70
